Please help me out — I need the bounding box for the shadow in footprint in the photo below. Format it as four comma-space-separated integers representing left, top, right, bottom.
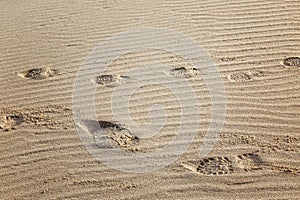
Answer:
0, 115, 23, 131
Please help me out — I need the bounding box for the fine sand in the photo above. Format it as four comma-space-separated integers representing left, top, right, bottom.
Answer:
0, 0, 299, 199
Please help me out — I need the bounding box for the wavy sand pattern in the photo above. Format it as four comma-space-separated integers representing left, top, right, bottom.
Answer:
0, 0, 299, 199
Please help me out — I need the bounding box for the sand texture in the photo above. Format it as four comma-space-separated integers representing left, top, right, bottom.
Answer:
0, 0, 299, 199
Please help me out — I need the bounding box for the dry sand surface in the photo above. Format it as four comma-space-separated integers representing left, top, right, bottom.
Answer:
0, 0, 300, 199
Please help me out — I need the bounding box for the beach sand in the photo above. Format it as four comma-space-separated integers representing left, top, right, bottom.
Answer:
0, 0, 299, 199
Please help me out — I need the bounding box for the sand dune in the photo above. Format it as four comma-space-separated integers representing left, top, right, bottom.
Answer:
0, 0, 299, 199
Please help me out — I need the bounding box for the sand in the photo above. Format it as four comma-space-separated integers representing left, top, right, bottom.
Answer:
0, 0, 299, 199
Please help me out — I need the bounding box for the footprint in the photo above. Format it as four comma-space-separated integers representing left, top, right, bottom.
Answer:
197, 157, 234, 175
169, 67, 201, 78
283, 57, 300, 67
96, 121, 139, 152
228, 72, 252, 82
228, 70, 266, 82
0, 115, 23, 131
93, 74, 129, 87
181, 156, 234, 175
169, 67, 188, 77
181, 152, 265, 175
0, 106, 72, 131
18, 68, 59, 80
248, 70, 265, 78
77, 120, 139, 152
234, 153, 264, 172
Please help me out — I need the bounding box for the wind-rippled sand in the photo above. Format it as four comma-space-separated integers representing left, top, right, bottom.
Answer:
0, 0, 299, 199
